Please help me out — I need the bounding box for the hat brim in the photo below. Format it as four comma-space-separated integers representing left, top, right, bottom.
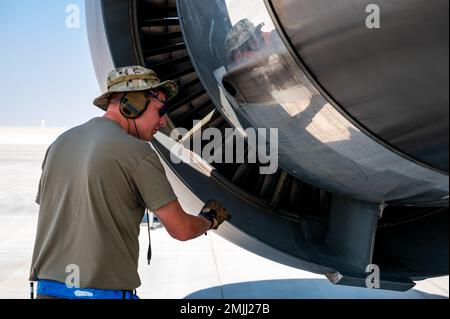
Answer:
93, 80, 178, 111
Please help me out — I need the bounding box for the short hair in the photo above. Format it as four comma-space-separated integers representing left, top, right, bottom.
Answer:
108, 92, 124, 105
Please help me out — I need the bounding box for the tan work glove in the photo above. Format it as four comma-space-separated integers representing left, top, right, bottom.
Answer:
199, 200, 231, 230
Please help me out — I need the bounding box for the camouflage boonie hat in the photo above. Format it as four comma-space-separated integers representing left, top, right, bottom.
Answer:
93, 65, 178, 111
224, 19, 264, 57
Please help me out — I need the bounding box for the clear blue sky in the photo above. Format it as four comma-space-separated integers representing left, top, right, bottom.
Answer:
0, 0, 103, 127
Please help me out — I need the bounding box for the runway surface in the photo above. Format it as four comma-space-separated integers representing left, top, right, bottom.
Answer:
0, 143, 448, 299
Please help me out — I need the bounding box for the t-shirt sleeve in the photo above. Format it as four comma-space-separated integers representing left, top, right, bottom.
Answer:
132, 153, 178, 212
36, 145, 52, 205
35, 178, 42, 205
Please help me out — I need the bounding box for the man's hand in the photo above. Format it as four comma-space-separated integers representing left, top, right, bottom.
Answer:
199, 200, 231, 230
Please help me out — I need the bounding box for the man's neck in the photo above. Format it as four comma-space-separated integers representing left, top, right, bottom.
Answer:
103, 111, 133, 136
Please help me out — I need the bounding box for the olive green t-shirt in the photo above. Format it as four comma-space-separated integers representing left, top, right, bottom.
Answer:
29, 117, 177, 290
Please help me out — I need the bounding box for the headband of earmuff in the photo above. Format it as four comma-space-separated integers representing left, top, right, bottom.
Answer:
119, 92, 149, 119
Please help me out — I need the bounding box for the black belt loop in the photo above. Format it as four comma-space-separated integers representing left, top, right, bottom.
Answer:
30, 282, 34, 300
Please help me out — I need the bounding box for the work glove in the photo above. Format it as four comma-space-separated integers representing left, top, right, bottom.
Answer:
199, 200, 231, 230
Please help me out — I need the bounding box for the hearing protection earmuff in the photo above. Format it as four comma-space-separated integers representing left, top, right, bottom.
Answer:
119, 92, 149, 119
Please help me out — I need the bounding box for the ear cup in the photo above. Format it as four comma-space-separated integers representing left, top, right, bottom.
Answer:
120, 92, 148, 119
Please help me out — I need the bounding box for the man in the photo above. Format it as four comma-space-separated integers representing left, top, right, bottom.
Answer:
223, 19, 277, 105
224, 18, 271, 65
29, 66, 230, 299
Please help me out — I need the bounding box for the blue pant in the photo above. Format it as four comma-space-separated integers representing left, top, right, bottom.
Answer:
37, 280, 139, 299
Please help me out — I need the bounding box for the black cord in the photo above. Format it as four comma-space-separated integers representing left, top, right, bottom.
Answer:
146, 209, 152, 265
133, 119, 141, 140
133, 119, 151, 264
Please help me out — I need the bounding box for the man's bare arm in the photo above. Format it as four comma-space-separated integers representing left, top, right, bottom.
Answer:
154, 200, 212, 241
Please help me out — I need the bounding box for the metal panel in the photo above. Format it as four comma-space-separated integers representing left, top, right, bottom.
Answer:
176, 0, 449, 205
270, 0, 449, 173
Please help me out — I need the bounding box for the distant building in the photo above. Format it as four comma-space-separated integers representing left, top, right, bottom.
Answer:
0, 127, 67, 145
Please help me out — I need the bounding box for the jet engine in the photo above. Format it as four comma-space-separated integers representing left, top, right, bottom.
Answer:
86, 0, 449, 291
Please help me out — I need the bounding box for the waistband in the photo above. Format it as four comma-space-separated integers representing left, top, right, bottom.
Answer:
37, 280, 139, 299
